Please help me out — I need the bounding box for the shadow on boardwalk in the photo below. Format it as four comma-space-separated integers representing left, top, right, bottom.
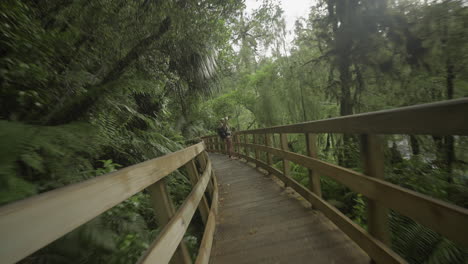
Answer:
209, 153, 370, 264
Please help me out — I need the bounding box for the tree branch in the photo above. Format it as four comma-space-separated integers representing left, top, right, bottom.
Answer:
44, 17, 172, 125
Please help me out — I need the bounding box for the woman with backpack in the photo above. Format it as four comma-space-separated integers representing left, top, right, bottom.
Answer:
217, 117, 235, 159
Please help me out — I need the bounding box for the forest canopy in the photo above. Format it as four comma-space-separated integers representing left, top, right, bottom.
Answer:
0, 0, 467, 263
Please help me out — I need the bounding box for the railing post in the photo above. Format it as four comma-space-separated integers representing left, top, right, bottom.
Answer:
254, 134, 260, 166
223, 135, 232, 155
184, 159, 210, 224
306, 133, 322, 200
280, 133, 291, 184
265, 133, 273, 167
147, 179, 192, 264
198, 151, 214, 199
244, 134, 249, 158
235, 134, 240, 157
361, 134, 390, 251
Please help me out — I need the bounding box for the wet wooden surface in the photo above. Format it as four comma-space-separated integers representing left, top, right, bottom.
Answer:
209, 153, 370, 264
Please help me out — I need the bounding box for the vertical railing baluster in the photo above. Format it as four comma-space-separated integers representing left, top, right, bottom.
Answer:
244, 134, 249, 158
254, 134, 260, 166
306, 133, 322, 201
147, 179, 192, 264
197, 152, 214, 199
233, 134, 237, 156
279, 134, 291, 185
184, 159, 210, 224
237, 134, 241, 158
265, 133, 273, 168
361, 134, 390, 254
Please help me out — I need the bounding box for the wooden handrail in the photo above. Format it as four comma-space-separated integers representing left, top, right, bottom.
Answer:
232, 98, 468, 135
0, 142, 218, 264
195, 169, 219, 264
203, 99, 468, 264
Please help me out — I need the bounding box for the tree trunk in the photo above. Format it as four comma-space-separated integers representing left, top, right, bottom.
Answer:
441, 15, 455, 183
333, 0, 355, 168
444, 58, 455, 183
410, 135, 420, 155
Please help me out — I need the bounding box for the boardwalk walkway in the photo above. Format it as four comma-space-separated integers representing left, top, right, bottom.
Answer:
209, 153, 370, 264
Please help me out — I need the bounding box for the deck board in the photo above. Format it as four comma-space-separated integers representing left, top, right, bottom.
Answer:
209, 153, 370, 264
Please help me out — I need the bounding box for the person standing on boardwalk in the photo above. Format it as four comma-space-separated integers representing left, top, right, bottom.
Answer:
217, 117, 235, 159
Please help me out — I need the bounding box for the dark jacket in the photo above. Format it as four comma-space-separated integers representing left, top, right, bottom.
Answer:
217, 126, 231, 139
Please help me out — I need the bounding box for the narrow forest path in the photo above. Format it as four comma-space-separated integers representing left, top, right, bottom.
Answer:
208, 153, 370, 264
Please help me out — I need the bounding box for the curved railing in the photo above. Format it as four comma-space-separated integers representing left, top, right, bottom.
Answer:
203, 98, 468, 264
0, 142, 217, 264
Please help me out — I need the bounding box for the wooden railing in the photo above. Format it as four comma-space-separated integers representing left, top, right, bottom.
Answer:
203, 98, 468, 264
0, 142, 217, 264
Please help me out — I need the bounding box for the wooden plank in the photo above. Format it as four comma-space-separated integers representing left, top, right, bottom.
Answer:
0, 143, 205, 264
197, 152, 214, 198
279, 134, 291, 179
195, 211, 216, 264
205, 138, 210, 151
185, 160, 210, 225
305, 133, 321, 198
211, 169, 219, 215
254, 134, 260, 167
232, 134, 237, 156
235, 134, 241, 158
147, 179, 192, 264
235, 98, 468, 135
138, 161, 212, 264
361, 135, 390, 248
234, 154, 405, 264
210, 153, 372, 264
265, 133, 273, 166
244, 134, 249, 158
195, 172, 219, 264
238, 142, 468, 248
208, 138, 213, 151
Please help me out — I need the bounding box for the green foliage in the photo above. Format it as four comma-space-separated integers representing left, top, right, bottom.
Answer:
390, 212, 468, 264
352, 194, 367, 228
2, 0, 468, 263
0, 121, 104, 205
1, 0, 242, 262
95, 160, 122, 175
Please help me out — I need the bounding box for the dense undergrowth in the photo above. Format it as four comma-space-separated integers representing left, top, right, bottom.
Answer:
1, 0, 467, 263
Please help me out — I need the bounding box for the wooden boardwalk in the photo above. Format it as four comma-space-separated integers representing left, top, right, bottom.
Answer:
209, 153, 370, 264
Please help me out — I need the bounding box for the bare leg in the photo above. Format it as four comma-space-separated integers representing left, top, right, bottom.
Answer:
226, 137, 233, 158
